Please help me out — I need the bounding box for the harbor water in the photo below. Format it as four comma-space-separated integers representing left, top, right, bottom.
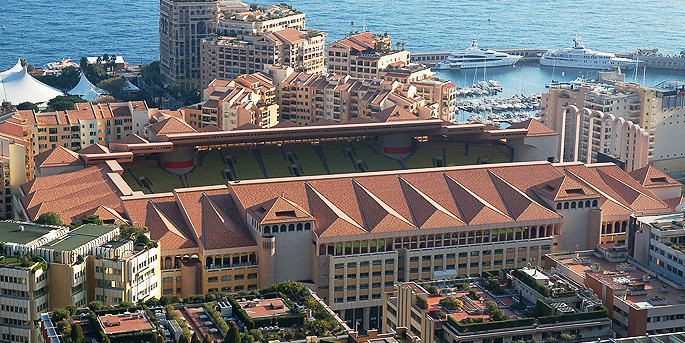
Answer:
2, 0, 685, 97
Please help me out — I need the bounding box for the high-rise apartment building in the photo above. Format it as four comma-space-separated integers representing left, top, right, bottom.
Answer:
200, 5, 326, 86
327, 32, 410, 79
159, 0, 219, 83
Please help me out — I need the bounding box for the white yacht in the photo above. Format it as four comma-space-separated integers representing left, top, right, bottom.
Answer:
434, 38, 523, 70
540, 36, 638, 70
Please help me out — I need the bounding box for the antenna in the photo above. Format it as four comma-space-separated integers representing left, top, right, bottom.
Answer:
362, 19, 367, 32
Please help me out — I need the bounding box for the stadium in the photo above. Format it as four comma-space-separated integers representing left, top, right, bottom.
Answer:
109, 116, 558, 194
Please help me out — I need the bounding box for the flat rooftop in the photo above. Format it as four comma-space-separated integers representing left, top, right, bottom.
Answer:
555, 254, 685, 309
181, 306, 223, 342
419, 282, 518, 323
239, 298, 292, 319
40, 224, 116, 252
634, 212, 684, 226
98, 311, 155, 335
0, 221, 59, 245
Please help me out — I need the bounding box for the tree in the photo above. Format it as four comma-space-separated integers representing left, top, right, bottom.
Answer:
88, 301, 103, 311
249, 3, 259, 10
20, 59, 36, 73
191, 332, 201, 343
36, 212, 64, 226
467, 290, 480, 300
491, 309, 509, 321
202, 334, 213, 343
156, 334, 165, 343
226, 321, 240, 343
52, 308, 70, 322
425, 285, 438, 295
439, 297, 463, 311
485, 301, 498, 314
65, 305, 78, 315
271, 280, 302, 295
1, 101, 15, 113
16, 102, 38, 111
102, 336, 112, 343
178, 334, 190, 343
70, 323, 84, 343
92, 95, 117, 104
415, 295, 428, 310
47, 95, 87, 111
97, 77, 127, 99
248, 329, 263, 342
81, 215, 104, 225
118, 301, 134, 308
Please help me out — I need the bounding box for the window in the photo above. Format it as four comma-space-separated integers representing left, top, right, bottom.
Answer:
247, 273, 257, 279
163, 277, 173, 283
235, 274, 245, 280
208, 277, 218, 283
221, 275, 231, 281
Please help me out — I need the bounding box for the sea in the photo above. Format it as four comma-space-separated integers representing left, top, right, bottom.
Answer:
2, 0, 685, 92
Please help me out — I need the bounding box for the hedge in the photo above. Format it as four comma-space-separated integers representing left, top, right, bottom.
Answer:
108, 331, 156, 343
88, 311, 105, 342
226, 295, 255, 330
512, 269, 550, 297
93, 307, 138, 316
536, 299, 554, 317
554, 290, 578, 298
537, 307, 608, 324
253, 313, 304, 328
482, 269, 500, 278
447, 316, 536, 333
204, 302, 230, 334
165, 305, 191, 336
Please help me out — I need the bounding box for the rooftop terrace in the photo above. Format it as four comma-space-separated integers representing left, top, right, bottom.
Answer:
554, 253, 685, 309
98, 311, 156, 335
238, 298, 292, 319
39, 224, 116, 252
0, 221, 61, 245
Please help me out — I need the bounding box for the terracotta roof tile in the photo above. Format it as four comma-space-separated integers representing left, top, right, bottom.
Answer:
629, 165, 681, 189
112, 134, 149, 144
147, 117, 196, 136
372, 105, 418, 123
79, 143, 110, 155
35, 146, 82, 168
508, 118, 558, 136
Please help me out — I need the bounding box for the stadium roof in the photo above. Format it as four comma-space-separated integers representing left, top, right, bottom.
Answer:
0, 60, 63, 105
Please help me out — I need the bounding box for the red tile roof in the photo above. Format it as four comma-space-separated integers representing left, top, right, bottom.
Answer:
372, 105, 419, 123
508, 118, 558, 136
35, 146, 82, 168
629, 165, 681, 189
20, 164, 132, 223
147, 117, 197, 136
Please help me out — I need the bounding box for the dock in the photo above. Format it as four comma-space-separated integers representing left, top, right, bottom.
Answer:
413, 49, 685, 70
412, 48, 547, 63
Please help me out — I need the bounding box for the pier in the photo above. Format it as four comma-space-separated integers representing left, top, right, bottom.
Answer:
412, 48, 547, 63
413, 49, 685, 70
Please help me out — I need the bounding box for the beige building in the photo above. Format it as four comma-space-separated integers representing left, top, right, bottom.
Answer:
159, 0, 219, 83
384, 281, 613, 343
201, 5, 325, 87
196, 73, 279, 130
0, 132, 30, 220
327, 32, 410, 79
0, 221, 161, 343
540, 78, 685, 174
559, 105, 649, 171
0, 101, 152, 156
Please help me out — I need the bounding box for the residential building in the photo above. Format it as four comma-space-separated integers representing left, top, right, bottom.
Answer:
410, 79, 458, 121
327, 32, 410, 79
159, 0, 219, 83
649, 81, 685, 175
0, 101, 152, 156
201, 5, 326, 86
276, 72, 436, 125
629, 211, 685, 286
0, 131, 30, 219
559, 105, 649, 171
193, 72, 279, 130
0, 223, 53, 343
540, 77, 685, 174
383, 280, 612, 343
545, 244, 685, 337
0, 221, 161, 343
201, 29, 326, 87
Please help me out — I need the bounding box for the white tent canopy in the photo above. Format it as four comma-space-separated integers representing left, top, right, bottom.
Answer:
122, 79, 140, 92
0, 60, 64, 105
68, 72, 108, 101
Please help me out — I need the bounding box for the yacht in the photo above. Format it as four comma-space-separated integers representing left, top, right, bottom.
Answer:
540, 36, 638, 70
434, 38, 523, 70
